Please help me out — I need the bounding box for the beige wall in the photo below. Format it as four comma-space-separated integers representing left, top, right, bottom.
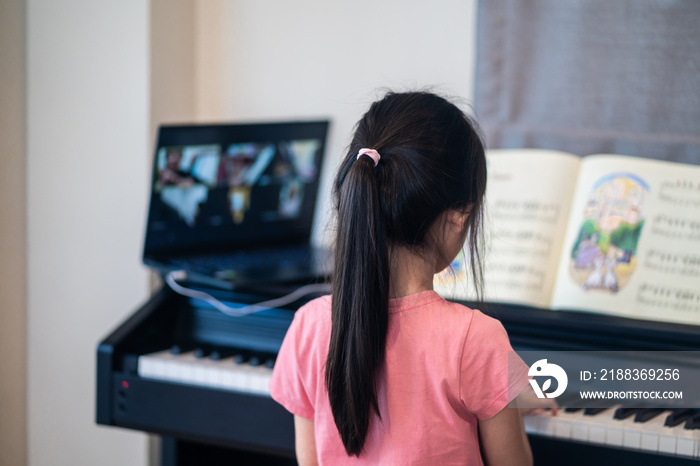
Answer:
151, 0, 196, 132
0, 0, 27, 464
26, 1, 151, 465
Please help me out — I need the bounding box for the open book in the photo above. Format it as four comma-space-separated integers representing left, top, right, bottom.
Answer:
435, 149, 700, 326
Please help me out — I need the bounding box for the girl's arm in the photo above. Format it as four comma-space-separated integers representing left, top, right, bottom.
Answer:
294, 415, 319, 466
478, 407, 533, 466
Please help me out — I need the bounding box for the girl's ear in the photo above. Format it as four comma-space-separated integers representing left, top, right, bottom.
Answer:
446, 207, 471, 228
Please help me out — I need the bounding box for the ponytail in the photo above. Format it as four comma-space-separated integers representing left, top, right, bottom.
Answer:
325, 91, 487, 457
326, 154, 389, 456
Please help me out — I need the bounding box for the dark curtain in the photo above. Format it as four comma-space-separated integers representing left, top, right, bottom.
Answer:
474, 0, 700, 163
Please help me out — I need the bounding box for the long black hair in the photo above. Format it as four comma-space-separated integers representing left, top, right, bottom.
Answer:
325, 91, 487, 456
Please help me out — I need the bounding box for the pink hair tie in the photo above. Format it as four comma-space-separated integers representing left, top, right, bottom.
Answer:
357, 148, 381, 167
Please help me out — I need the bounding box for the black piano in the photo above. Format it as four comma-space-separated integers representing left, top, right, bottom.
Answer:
96, 283, 700, 465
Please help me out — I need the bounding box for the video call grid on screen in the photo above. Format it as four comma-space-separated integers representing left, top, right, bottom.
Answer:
143, 121, 330, 256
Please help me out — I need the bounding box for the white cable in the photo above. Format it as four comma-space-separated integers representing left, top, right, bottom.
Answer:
165, 270, 331, 317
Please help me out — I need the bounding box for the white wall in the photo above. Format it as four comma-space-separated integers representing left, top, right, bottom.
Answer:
27, 1, 151, 465
194, 0, 479, 245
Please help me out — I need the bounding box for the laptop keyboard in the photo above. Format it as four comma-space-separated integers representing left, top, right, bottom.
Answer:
170, 247, 311, 274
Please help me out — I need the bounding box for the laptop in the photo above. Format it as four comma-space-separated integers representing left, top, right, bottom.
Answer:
142, 120, 331, 290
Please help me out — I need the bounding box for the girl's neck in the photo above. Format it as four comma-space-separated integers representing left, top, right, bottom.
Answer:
388, 246, 436, 299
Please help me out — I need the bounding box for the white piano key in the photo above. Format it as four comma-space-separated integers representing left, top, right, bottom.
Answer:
249, 366, 271, 394
523, 414, 539, 434
553, 418, 572, 439
604, 408, 640, 448
560, 410, 590, 442
588, 423, 607, 445
658, 433, 677, 455
675, 427, 699, 458
137, 355, 155, 376
552, 410, 585, 440
606, 425, 624, 447
220, 367, 237, 390
137, 349, 274, 396
622, 428, 641, 450
523, 406, 700, 459
571, 419, 589, 442
537, 414, 556, 437
639, 413, 668, 453
676, 436, 694, 457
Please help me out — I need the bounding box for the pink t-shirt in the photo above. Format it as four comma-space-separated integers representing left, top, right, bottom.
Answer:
269, 290, 529, 465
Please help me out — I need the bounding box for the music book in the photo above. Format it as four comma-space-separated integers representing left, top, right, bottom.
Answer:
435, 149, 700, 326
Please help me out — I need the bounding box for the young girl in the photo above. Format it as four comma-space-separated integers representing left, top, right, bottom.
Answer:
269, 91, 533, 465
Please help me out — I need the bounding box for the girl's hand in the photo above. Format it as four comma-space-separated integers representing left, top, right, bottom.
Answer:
513, 384, 559, 416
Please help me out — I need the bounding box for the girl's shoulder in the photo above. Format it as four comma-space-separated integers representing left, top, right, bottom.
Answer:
289, 295, 333, 333
434, 296, 506, 332
416, 293, 501, 328
422, 296, 511, 352
295, 294, 332, 317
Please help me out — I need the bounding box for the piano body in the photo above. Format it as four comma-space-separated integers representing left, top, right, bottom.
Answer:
96, 284, 700, 465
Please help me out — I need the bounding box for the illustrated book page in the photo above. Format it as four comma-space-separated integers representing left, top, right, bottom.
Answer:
550, 155, 700, 325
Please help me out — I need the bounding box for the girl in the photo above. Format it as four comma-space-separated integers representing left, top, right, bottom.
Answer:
269, 91, 533, 465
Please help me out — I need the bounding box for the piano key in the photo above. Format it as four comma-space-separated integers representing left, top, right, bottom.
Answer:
622, 423, 642, 450
526, 407, 588, 441
685, 412, 700, 430
639, 412, 668, 453
138, 349, 274, 396
658, 421, 681, 456
248, 356, 261, 367
524, 406, 700, 458
613, 408, 640, 420
570, 412, 590, 442
634, 409, 666, 423
583, 407, 609, 416
233, 354, 246, 365
665, 409, 697, 427
587, 418, 608, 445
675, 418, 700, 458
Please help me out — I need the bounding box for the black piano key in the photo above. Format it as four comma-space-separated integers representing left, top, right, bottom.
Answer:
193, 348, 208, 359
169, 343, 195, 355
583, 407, 608, 416
555, 394, 582, 408
613, 408, 639, 420
665, 409, 698, 427
633, 408, 666, 423
565, 407, 583, 412
265, 358, 276, 369
233, 354, 246, 365
248, 356, 262, 367
209, 348, 237, 361
685, 412, 700, 430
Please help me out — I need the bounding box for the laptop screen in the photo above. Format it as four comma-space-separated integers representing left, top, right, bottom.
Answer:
143, 121, 330, 260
